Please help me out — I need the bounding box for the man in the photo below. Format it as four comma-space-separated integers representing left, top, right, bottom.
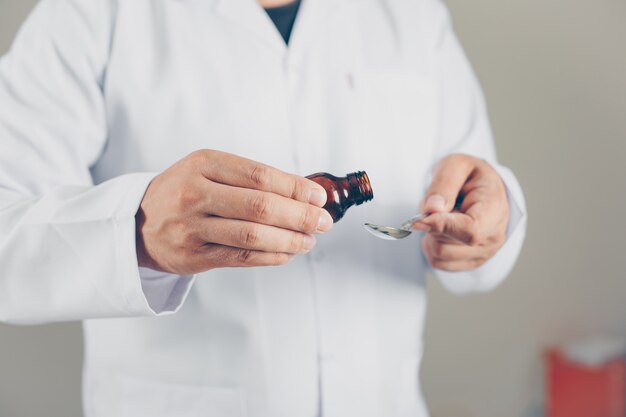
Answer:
0, 0, 526, 416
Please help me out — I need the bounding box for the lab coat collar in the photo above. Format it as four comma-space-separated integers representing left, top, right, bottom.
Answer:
210, 0, 348, 59
211, 0, 286, 55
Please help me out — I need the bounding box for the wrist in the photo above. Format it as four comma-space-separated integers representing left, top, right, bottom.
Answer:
135, 206, 151, 269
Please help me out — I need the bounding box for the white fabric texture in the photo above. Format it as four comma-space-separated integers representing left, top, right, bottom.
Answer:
0, 0, 527, 416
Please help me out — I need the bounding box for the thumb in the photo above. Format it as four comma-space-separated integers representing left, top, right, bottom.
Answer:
421, 155, 475, 214
419, 212, 477, 244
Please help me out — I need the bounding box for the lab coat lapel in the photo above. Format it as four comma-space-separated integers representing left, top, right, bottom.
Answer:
211, 0, 287, 55
210, 0, 346, 60
288, 0, 347, 61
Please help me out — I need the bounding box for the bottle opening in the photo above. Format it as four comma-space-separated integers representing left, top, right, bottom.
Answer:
347, 171, 374, 205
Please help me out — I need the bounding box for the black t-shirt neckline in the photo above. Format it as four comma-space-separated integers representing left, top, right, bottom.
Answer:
264, 0, 302, 44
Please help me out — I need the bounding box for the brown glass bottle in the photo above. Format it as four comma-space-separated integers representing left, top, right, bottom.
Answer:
306, 171, 374, 223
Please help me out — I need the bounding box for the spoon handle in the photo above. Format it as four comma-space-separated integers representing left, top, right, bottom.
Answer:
400, 213, 428, 231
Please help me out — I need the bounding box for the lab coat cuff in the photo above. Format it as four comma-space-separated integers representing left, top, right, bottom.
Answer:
434, 164, 527, 294
139, 268, 196, 314
495, 164, 526, 241
113, 172, 195, 316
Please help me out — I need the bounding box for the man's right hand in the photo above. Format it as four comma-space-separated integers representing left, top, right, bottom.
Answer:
135, 150, 333, 275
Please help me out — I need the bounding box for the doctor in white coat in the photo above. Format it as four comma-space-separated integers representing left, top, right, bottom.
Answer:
0, 0, 527, 416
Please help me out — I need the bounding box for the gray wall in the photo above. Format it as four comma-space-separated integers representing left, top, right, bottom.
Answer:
1, 1, 625, 416
422, 1, 626, 417
0, 5, 83, 417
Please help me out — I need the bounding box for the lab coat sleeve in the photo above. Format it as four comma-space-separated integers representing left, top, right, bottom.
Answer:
425, 0, 528, 294
0, 0, 194, 324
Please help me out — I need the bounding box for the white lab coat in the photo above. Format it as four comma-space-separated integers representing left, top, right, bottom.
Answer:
0, 0, 527, 416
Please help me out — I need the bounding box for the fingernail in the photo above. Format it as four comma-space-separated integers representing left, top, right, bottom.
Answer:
308, 188, 327, 207
425, 195, 446, 212
317, 210, 333, 232
412, 223, 431, 233
303, 234, 317, 252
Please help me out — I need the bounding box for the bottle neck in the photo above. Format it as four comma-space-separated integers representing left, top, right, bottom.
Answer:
346, 171, 374, 205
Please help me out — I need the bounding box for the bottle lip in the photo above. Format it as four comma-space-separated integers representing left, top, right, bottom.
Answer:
347, 171, 374, 205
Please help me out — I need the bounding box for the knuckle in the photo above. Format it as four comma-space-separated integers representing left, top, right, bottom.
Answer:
174, 186, 200, 209
171, 220, 191, 242
290, 178, 307, 201
250, 194, 273, 221
298, 207, 317, 232
241, 225, 261, 247
181, 230, 199, 247
249, 165, 272, 190
290, 232, 304, 253
211, 245, 233, 266
237, 249, 255, 264
188, 149, 209, 166
190, 149, 205, 159
431, 217, 446, 235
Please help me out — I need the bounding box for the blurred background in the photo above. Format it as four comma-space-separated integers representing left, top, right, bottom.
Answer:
1, 0, 625, 416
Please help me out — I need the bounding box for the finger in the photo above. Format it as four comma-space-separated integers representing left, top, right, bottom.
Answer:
463, 190, 509, 236
455, 161, 509, 233
197, 217, 316, 254
422, 234, 495, 263
416, 212, 480, 245
203, 181, 333, 234
192, 150, 327, 207
197, 244, 296, 269
420, 155, 476, 214
427, 258, 486, 272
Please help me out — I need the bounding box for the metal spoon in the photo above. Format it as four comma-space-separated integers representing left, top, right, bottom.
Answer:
363, 213, 429, 240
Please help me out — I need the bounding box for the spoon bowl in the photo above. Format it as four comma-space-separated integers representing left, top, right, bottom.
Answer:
363, 213, 428, 241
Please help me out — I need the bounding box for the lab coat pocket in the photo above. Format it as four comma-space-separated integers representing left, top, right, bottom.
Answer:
111, 375, 245, 417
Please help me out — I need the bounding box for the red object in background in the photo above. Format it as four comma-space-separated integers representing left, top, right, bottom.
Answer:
546, 349, 626, 417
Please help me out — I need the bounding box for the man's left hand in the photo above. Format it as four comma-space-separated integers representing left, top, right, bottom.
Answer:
413, 154, 509, 272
